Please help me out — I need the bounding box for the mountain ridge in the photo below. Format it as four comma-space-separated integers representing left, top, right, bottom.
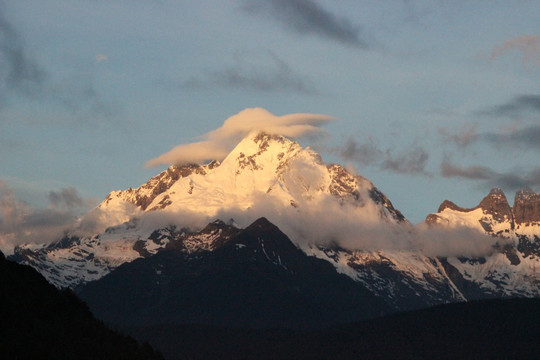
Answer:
8, 132, 540, 319
10, 131, 406, 288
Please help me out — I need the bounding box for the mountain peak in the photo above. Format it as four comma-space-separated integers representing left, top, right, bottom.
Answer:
478, 187, 512, 223
514, 188, 537, 203
514, 188, 540, 225
246, 216, 276, 230
438, 200, 466, 213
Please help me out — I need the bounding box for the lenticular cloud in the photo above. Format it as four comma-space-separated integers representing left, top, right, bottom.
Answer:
145, 107, 334, 167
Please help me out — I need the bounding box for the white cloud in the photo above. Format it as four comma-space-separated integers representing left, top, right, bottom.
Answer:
145, 107, 335, 167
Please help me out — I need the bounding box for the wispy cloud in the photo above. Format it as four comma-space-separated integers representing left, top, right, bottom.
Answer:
438, 123, 479, 148
0, 181, 92, 254
489, 35, 540, 66
338, 137, 382, 165
483, 125, 540, 150
331, 137, 430, 175
180, 52, 319, 95
146, 107, 335, 167
382, 147, 430, 175
441, 158, 540, 190
95, 54, 108, 62
0, 3, 118, 121
48, 187, 85, 210
240, 0, 369, 48
0, 5, 46, 99
477, 95, 540, 118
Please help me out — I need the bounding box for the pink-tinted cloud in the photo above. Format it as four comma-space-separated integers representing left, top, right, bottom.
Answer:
489, 35, 540, 66
145, 107, 335, 167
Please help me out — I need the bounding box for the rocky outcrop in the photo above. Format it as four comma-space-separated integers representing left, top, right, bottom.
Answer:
427, 188, 524, 230
437, 200, 469, 213
514, 189, 540, 225
478, 188, 514, 225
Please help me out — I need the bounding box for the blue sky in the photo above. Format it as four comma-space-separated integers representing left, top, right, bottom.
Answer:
1, 0, 540, 227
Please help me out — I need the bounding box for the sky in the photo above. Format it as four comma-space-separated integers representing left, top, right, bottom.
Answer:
1, 0, 540, 239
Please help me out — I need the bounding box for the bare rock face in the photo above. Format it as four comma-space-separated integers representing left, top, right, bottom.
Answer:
514, 189, 540, 225
477, 188, 514, 225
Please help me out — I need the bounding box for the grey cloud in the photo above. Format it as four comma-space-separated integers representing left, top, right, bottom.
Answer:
182, 52, 319, 95
414, 224, 512, 258
483, 125, 540, 150
21, 208, 75, 228
49, 187, 85, 210
441, 158, 540, 191
0, 181, 92, 253
441, 159, 495, 180
477, 95, 540, 118
0, 3, 118, 121
240, 0, 368, 48
339, 137, 382, 165
0, 5, 46, 99
331, 137, 430, 175
438, 124, 479, 148
382, 147, 429, 175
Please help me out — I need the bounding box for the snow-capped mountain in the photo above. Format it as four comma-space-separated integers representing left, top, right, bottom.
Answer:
10, 132, 405, 288
9, 132, 540, 312
101, 132, 405, 221
425, 188, 540, 297
78, 217, 393, 329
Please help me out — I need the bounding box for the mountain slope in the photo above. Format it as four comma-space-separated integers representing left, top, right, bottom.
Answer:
10, 132, 406, 288
78, 217, 392, 329
0, 251, 163, 360
426, 188, 540, 298
10, 132, 540, 320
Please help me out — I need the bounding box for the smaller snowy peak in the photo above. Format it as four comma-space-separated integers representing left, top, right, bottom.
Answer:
103, 161, 221, 211
426, 188, 513, 234
513, 189, 540, 226
426, 188, 540, 238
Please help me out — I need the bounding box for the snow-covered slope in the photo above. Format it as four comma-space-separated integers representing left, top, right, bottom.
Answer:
425, 188, 540, 297
10, 132, 406, 288
101, 132, 405, 222
10, 132, 540, 305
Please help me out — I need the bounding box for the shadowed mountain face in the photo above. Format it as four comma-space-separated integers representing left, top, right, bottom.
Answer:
127, 298, 540, 360
0, 251, 163, 360
78, 217, 391, 330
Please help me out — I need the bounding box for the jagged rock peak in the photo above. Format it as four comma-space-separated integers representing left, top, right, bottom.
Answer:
514, 188, 540, 225
478, 187, 513, 223
515, 188, 538, 202
438, 200, 467, 213
428, 188, 513, 227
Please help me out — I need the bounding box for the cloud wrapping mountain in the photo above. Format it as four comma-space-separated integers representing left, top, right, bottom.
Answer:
146, 107, 334, 167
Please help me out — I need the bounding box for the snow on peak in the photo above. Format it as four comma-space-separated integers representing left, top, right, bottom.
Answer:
12, 131, 409, 288
94, 131, 403, 228
426, 188, 540, 237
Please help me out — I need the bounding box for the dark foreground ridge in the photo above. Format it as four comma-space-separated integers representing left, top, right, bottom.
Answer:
127, 298, 540, 360
0, 251, 163, 360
